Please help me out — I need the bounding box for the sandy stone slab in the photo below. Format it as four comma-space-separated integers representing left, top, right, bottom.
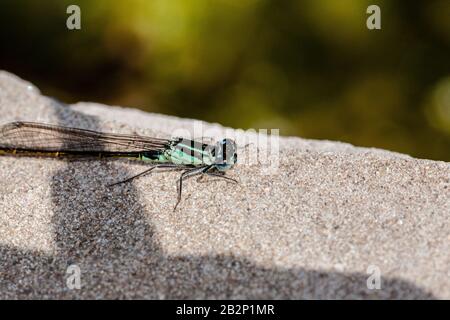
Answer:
0, 71, 448, 299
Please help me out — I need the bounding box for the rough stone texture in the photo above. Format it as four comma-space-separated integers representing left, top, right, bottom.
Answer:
0, 70, 448, 299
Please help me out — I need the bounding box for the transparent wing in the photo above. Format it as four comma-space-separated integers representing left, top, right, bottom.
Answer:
0, 122, 172, 153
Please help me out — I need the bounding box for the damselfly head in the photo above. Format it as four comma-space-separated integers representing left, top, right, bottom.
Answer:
214, 138, 237, 171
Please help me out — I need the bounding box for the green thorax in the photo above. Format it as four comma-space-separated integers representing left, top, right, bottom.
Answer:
140, 138, 214, 166
167, 139, 214, 166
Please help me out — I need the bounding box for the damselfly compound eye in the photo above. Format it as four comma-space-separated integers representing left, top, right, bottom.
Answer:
214, 139, 237, 171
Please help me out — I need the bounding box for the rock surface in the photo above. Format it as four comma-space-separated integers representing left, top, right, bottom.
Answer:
0, 70, 448, 299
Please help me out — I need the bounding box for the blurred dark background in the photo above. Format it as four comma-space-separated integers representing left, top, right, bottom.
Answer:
1, 0, 449, 160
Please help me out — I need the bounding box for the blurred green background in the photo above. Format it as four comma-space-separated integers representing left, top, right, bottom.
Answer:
1, 0, 449, 160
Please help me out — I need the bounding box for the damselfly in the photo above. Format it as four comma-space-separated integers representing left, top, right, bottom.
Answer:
0, 122, 238, 210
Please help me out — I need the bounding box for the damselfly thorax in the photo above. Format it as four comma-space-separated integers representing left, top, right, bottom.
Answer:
162, 137, 237, 170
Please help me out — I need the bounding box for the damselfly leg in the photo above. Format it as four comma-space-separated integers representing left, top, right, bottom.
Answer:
108, 164, 187, 186
205, 172, 238, 183
174, 165, 211, 211
174, 165, 238, 211
197, 170, 238, 184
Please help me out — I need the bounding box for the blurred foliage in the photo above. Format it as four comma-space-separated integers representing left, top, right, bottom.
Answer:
0, 0, 449, 160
